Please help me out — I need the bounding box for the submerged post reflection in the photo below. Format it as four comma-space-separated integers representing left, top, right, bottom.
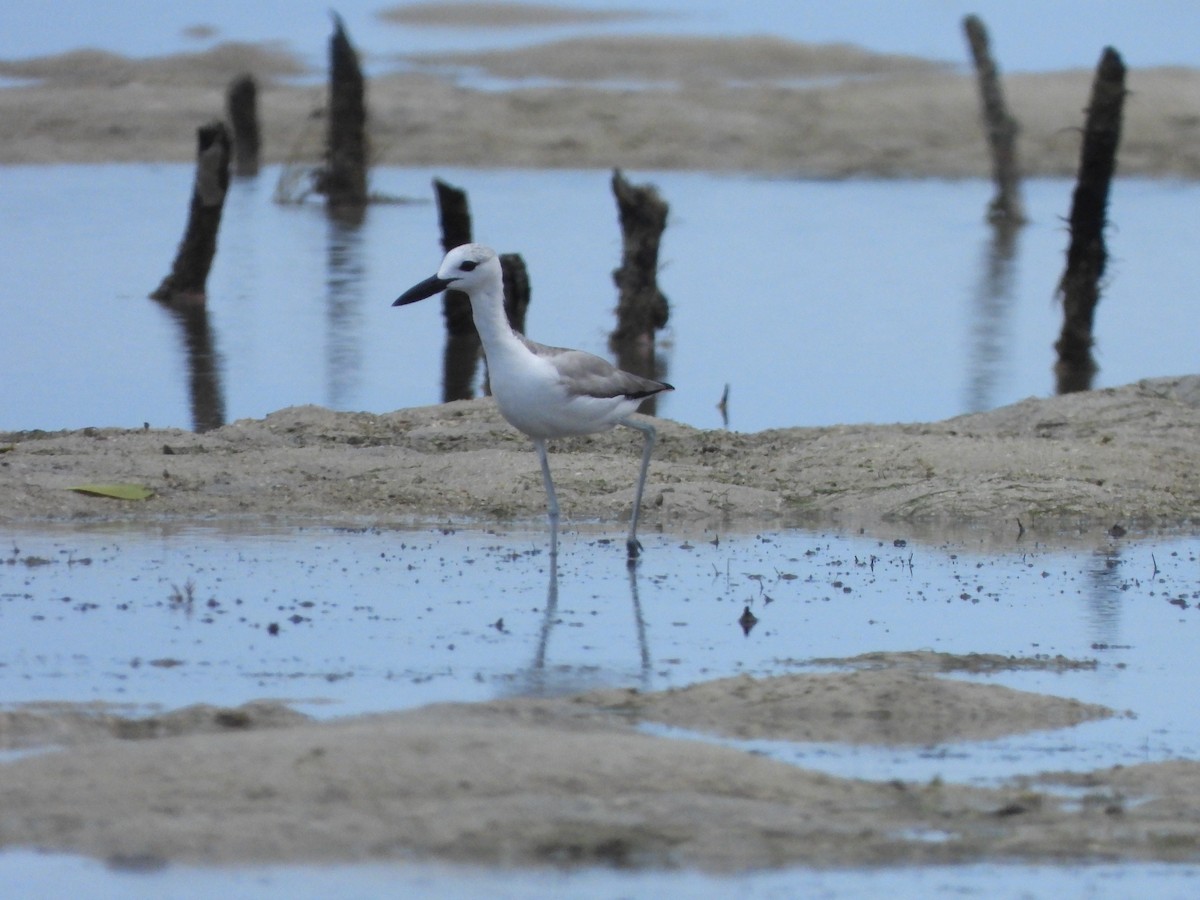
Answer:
153, 295, 226, 433
965, 219, 1021, 414
324, 209, 366, 411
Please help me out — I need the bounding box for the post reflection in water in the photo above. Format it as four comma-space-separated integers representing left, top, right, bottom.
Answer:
324, 208, 366, 411
1083, 543, 1130, 649
526, 553, 652, 696
964, 220, 1021, 414
153, 295, 226, 433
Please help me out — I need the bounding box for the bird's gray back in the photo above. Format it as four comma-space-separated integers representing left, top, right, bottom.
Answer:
519, 335, 666, 400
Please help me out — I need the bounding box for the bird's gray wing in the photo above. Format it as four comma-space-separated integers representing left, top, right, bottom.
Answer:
520, 336, 669, 400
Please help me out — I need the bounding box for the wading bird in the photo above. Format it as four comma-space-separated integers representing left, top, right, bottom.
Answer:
393, 243, 673, 558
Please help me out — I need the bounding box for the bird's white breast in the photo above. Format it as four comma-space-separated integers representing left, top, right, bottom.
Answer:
489, 349, 636, 440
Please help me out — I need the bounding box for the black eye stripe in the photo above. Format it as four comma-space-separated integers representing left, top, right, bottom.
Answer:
460, 260, 478, 272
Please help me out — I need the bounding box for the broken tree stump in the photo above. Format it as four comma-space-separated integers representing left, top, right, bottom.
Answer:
963, 15, 1025, 225
1055, 47, 1126, 394
432, 178, 479, 401
609, 169, 670, 407
150, 120, 232, 301
434, 178, 473, 253
226, 73, 261, 177
315, 14, 368, 211
500, 252, 530, 336
610, 169, 670, 343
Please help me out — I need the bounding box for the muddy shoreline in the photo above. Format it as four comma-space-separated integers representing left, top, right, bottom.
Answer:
2, 379, 1200, 870
1, 34, 1198, 177
4, 376, 1200, 541
0, 664, 1157, 871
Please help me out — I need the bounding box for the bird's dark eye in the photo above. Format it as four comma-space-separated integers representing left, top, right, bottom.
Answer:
459, 260, 478, 272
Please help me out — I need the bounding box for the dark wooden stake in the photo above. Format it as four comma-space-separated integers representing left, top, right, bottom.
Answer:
963, 15, 1025, 225
1055, 47, 1126, 393
225, 74, 260, 177
500, 253, 530, 336
315, 13, 368, 211
433, 178, 473, 251
432, 178, 478, 400
610, 169, 670, 344
610, 169, 670, 409
150, 121, 231, 301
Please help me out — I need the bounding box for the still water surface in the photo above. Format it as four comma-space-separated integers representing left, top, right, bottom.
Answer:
2, 166, 1195, 434
2, 523, 1199, 897
1, 523, 1197, 767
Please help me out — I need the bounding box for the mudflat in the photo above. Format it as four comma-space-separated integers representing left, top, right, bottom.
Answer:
0, 33, 1197, 177
3, 378, 1200, 869
4, 16, 1200, 875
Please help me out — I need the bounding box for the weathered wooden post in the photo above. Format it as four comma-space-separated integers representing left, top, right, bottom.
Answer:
500, 252, 530, 336
150, 121, 232, 301
1055, 47, 1126, 394
963, 15, 1025, 225
433, 178, 473, 305
610, 169, 670, 411
315, 14, 368, 213
225, 73, 260, 177
432, 178, 479, 401
433, 178, 472, 251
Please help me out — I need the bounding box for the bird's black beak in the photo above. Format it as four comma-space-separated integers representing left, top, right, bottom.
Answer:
393, 274, 455, 307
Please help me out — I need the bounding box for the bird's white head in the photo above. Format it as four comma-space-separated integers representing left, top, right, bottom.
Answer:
393, 243, 500, 307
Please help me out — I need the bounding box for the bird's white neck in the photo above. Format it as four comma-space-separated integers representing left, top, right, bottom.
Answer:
466, 282, 520, 355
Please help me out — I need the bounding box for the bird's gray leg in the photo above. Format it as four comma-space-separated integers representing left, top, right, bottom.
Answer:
618, 417, 656, 559
534, 439, 560, 557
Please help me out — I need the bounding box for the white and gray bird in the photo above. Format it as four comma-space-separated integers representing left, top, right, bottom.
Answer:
393, 243, 673, 558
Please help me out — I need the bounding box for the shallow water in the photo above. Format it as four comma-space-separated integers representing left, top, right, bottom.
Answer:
3, 523, 1198, 762
3, 166, 1197, 434
2, 522, 1200, 895
3, 851, 1200, 900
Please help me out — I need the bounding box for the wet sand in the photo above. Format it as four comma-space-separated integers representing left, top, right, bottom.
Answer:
0, 33, 1198, 177
3, 377, 1200, 869
0, 669, 1139, 870
4, 18, 1200, 874
4, 376, 1200, 539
